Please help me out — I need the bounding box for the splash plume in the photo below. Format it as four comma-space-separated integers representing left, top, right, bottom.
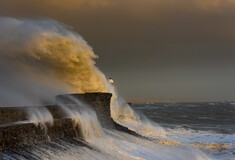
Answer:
0, 17, 108, 97
0, 17, 164, 137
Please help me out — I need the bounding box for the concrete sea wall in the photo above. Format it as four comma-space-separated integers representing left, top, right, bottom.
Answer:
0, 92, 113, 151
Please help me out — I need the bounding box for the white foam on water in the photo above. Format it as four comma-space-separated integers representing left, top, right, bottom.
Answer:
110, 92, 166, 139
0, 17, 226, 160
165, 127, 235, 160
0, 17, 164, 139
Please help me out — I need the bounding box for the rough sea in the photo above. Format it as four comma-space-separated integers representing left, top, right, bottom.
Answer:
0, 18, 234, 160
134, 102, 235, 160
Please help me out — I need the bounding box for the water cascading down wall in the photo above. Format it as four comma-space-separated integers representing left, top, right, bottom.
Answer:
0, 18, 146, 152
0, 92, 116, 151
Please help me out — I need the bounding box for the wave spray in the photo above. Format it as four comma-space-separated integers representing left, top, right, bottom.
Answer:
0, 17, 213, 160
0, 17, 164, 138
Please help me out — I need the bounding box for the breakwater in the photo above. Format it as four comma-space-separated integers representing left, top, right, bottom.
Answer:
0, 92, 114, 151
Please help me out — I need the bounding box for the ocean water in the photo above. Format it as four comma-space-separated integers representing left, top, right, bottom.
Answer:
1, 102, 234, 160
134, 102, 235, 160
0, 18, 234, 160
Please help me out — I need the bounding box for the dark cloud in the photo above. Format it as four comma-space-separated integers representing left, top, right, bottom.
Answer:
1, 0, 235, 101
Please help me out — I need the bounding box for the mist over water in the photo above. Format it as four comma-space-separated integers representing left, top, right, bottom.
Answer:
0, 17, 230, 160
0, 17, 108, 105
0, 17, 163, 138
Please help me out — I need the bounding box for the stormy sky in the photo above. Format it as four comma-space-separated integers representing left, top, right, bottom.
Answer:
1, 0, 235, 102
